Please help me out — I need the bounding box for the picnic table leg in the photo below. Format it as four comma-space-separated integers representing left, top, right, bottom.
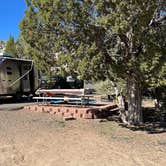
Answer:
86, 97, 89, 105
81, 97, 83, 107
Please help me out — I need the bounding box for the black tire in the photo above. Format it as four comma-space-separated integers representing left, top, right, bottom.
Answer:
14, 92, 22, 102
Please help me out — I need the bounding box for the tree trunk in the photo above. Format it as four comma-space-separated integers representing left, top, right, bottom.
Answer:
109, 77, 142, 125
126, 76, 142, 125
110, 81, 128, 124
154, 88, 161, 111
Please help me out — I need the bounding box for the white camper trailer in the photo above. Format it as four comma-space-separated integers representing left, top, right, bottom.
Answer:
0, 54, 39, 99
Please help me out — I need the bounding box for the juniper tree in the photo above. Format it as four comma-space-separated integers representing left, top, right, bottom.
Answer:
20, 0, 166, 124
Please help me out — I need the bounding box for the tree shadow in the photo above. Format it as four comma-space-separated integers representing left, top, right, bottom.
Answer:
118, 122, 166, 134
0, 98, 34, 112
105, 107, 166, 134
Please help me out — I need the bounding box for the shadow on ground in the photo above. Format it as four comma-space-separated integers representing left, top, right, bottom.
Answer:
0, 98, 35, 112
104, 107, 166, 134
0, 97, 34, 104
119, 122, 166, 134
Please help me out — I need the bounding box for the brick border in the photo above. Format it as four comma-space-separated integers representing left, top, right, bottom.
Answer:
24, 104, 118, 119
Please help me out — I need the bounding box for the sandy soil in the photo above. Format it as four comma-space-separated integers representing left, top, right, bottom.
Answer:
0, 108, 166, 166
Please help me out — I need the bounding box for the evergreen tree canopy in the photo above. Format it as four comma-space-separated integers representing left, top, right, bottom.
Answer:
19, 0, 166, 124
16, 34, 46, 72
4, 35, 17, 57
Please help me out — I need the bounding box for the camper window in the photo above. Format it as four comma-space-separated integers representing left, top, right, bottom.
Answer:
23, 75, 28, 80
6, 67, 12, 70
7, 71, 12, 75
23, 65, 30, 70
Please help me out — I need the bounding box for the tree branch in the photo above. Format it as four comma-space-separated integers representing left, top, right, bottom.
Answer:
149, 15, 166, 27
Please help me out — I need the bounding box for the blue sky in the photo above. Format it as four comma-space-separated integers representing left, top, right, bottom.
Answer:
0, 0, 27, 41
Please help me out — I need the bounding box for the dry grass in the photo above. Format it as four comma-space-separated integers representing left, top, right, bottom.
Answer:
142, 99, 155, 108
0, 108, 166, 166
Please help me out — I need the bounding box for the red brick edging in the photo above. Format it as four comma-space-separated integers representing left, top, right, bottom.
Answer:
24, 104, 118, 119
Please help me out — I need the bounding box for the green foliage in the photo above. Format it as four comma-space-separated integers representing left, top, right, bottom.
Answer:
94, 78, 126, 96
19, 0, 166, 87
19, 0, 166, 123
15, 34, 48, 74
5, 35, 17, 57
19, 0, 166, 93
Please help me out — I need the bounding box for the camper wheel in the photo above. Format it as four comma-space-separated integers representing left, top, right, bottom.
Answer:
27, 94, 33, 102
14, 92, 22, 101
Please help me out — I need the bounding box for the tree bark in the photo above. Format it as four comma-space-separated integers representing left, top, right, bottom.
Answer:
110, 81, 128, 124
126, 76, 142, 125
109, 77, 142, 125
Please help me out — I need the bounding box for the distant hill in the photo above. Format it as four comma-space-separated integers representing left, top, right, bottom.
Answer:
0, 40, 6, 53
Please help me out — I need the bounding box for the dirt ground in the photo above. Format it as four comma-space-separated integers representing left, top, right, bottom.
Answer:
0, 108, 166, 166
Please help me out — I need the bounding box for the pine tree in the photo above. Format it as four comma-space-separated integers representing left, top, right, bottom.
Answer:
5, 35, 17, 57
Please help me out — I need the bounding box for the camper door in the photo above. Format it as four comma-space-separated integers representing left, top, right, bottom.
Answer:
6, 61, 20, 94
0, 60, 8, 94
21, 63, 31, 92
0, 60, 20, 95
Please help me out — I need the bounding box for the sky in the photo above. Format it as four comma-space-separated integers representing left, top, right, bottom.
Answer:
0, 0, 27, 41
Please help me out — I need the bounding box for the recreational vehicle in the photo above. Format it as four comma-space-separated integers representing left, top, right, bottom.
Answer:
0, 54, 39, 100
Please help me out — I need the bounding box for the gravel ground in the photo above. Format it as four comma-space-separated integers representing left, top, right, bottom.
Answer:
0, 107, 166, 166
